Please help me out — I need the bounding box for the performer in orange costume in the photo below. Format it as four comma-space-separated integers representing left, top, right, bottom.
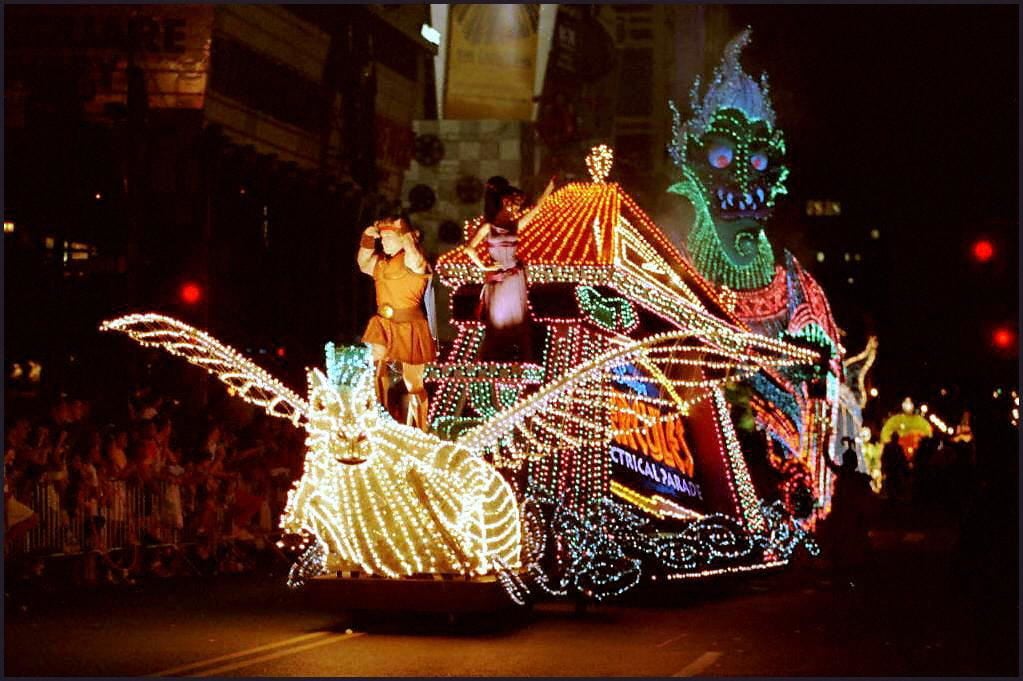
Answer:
357, 215, 435, 431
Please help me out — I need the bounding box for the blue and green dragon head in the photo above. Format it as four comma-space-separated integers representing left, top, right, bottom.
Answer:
668, 28, 789, 291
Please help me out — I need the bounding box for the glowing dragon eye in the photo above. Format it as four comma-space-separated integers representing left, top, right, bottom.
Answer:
751, 152, 768, 171
708, 144, 733, 169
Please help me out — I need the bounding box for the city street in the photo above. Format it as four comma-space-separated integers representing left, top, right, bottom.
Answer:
5, 527, 1014, 677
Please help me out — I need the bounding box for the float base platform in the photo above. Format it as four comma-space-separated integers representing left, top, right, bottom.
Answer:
304, 573, 519, 614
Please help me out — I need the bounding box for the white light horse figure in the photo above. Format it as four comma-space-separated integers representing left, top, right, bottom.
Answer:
101, 315, 521, 579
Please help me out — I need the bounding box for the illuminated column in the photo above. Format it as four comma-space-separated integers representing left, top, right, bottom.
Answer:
526, 323, 611, 516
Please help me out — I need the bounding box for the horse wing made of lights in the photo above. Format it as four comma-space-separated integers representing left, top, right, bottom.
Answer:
456, 327, 821, 462
100, 313, 310, 426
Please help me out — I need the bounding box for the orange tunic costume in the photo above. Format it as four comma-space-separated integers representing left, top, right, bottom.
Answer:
362, 255, 436, 364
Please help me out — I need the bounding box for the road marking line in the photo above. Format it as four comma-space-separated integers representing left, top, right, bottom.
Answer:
672, 651, 722, 677
189, 632, 365, 677
656, 632, 689, 648
149, 631, 331, 676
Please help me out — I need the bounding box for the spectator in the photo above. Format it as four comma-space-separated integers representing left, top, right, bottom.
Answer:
7, 417, 38, 497
6, 417, 32, 459
49, 396, 74, 429
104, 429, 130, 477
20, 425, 51, 489
227, 465, 267, 540
199, 423, 226, 464
103, 468, 129, 551
266, 433, 296, 523
823, 437, 876, 589
134, 420, 162, 481
949, 439, 977, 516
912, 435, 938, 506
5, 378, 309, 584
129, 386, 161, 422
881, 432, 909, 503
42, 427, 71, 510
5, 442, 39, 556
161, 443, 185, 535
73, 434, 103, 523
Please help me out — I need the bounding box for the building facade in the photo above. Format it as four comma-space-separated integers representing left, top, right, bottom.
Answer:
5, 5, 435, 387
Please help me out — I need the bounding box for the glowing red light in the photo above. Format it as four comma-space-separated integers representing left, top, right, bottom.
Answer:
275, 347, 286, 358
992, 327, 1016, 350
972, 240, 995, 262
179, 282, 202, 304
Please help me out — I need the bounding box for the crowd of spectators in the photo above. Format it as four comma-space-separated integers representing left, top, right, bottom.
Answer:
5, 377, 308, 585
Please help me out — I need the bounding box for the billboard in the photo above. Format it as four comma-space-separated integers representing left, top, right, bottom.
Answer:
444, 5, 539, 120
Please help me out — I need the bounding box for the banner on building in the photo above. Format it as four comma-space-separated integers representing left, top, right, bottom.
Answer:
375, 113, 416, 199
5, 5, 214, 115
444, 4, 539, 120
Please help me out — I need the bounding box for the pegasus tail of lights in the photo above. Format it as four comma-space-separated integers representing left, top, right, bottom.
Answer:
100, 313, 309, 425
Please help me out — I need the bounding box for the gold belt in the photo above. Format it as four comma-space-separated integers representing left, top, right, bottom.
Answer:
377, 305, 425, 322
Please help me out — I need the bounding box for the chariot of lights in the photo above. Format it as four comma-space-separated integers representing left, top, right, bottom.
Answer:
100, 147, 822, 603
101, 29, 849, 605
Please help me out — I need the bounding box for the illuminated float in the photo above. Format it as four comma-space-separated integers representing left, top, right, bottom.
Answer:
100, 148, 827, 606
880, 398, 934, 461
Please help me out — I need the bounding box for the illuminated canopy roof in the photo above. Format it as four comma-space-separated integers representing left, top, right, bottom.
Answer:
517, 181, 619, 265
437, 178, 743, 326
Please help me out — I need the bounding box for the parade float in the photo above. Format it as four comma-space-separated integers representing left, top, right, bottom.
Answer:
664, 28, 851, 521
98, 30, 839, 610
101, 146, 821, 609
880, 398, 934, 461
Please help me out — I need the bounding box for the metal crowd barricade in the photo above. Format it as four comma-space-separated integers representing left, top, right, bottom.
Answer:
13, 478, 188, 557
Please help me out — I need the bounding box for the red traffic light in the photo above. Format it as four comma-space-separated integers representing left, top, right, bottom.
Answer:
179, 282, 203, 305
992, 326, 1016, 350
972, 239, 995, 263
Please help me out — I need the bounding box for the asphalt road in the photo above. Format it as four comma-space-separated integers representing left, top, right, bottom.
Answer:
5, 527, 1016, 677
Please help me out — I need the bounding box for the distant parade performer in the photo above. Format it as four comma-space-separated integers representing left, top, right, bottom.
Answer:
358, 215, 435, 431
464, 176, 555, 362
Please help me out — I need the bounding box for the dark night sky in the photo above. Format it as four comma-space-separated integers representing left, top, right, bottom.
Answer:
724, 4, 1019, 414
